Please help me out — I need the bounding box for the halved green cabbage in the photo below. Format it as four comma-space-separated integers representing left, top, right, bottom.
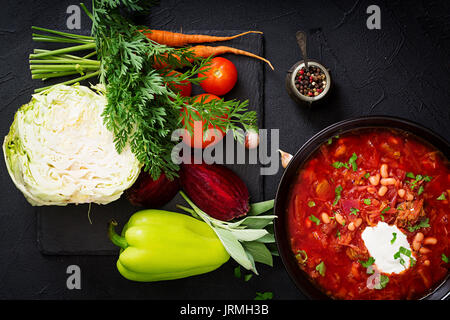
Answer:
3, 84, 141, 206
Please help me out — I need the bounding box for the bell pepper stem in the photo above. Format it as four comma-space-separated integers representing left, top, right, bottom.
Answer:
108, 220, 128, 249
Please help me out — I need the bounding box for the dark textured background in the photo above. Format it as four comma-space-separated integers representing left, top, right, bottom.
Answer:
0, 0, 449, 299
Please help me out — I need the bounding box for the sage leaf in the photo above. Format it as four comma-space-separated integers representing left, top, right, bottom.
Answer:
227, 215, 276, 228
248, 199, 274, 216
178, 191, 275, 274
245, 250, 258, 274
266, 243, 279, 256
214, 227, 254, 272
240, 216, 276, 229
243, 241, 273, 267
255, 233, 275, 243
230, 228, 269, 241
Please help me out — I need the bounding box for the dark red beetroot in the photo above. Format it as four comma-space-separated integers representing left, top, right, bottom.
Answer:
180, 162, 250, 221
127, 171, 180, 208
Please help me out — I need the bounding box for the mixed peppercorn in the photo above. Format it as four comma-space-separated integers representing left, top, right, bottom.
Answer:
295, 65, 327, 97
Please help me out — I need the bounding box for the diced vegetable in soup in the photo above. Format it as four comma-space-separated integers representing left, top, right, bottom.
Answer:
287, 129, 449, 300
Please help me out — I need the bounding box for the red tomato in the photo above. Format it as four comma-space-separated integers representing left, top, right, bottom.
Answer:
181, 94, 226, 149
166, 70, 192, 97
198, 57, 237, 96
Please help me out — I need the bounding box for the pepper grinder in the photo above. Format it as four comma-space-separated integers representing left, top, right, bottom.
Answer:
285, 31, 331, 105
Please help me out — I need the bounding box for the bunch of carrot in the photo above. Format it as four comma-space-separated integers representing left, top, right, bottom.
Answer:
142, 29, 274, 70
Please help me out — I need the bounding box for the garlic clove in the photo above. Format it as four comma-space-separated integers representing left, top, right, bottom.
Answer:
245, 129, 259, 149
278, 149, 293, 168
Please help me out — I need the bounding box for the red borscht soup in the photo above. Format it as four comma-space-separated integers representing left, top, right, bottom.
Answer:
287, 128, 449, 299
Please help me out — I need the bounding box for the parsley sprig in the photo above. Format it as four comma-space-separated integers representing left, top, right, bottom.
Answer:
331, 152, 358, 172
405, 172, 432, 191
315, 261, 326, 276
333, 185, 343, 206
394, 246, 416, 268
359, 256, 375, 268
407, 218, 430, 232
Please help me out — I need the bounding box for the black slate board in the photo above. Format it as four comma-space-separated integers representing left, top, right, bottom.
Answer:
36, 30, 265, 255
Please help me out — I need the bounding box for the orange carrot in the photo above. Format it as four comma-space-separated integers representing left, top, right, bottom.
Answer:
190, 45, 274, 70
153, 45, 274, 70
142, 30, 263, 47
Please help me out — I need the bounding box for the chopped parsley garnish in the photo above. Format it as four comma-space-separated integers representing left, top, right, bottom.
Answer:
309, 215, 321, 226
390, 232, 397, 244
327, 135, 340, 145
315, 261, 326, 276
380, 207, 389, 220
359, 256, 375, 268
406, 172, 433, 191
437, 192, 447, 200
409, 181, 417, 190
336, 230, 341, 240
350, 207, 360, 215
394, 246, 415, 268
407, 218, 430, 232
417, 186, 424, 195
363, 198, 371, 205
348, 153, 358, 171
406, 172, 415, 179
398, 246, 412, 257
331, 152, 357, 171
394, 254, 405, 266
332, 161, 349, 169
364, 173, 370, 179
333, 185, 343, 206
308, 200, 316, 207
442, 254, 449, 263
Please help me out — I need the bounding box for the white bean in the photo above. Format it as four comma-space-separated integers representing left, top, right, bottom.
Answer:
348, 222, 355, 231
335, 213, 346, 226
321, 212, 330, 224
423, 237, 437, 245
419, 247, 431, 254
380, 164, 389, 178
378, 186, 388, 196
380, 178, 396, 185
369, 174, 380, 186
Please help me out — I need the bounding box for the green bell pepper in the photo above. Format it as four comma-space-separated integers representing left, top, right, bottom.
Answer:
108, 209, 230, 282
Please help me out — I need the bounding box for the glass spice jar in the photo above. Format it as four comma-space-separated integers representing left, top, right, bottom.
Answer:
285, 60, 331, 105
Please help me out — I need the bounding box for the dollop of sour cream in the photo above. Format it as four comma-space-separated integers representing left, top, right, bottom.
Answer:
361, 222, 413, 274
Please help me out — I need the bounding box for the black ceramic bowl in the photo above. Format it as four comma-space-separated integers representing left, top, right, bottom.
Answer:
274, 116, 450, 300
